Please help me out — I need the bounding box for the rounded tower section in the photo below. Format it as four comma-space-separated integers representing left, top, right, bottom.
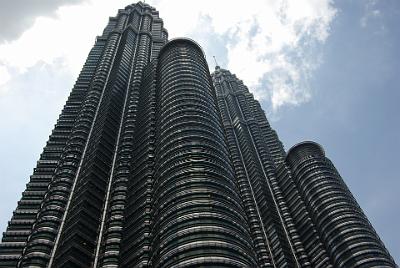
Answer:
286, 141, 395, 267
150, 39, 257, 267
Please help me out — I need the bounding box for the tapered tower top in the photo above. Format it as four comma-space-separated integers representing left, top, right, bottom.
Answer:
286, 141, 325, 167
159, 37, 206, 58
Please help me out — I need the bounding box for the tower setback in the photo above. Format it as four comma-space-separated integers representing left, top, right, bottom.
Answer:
0, 2, 396, 267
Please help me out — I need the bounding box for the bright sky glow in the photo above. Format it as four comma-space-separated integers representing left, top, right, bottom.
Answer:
0, 0, 336, 110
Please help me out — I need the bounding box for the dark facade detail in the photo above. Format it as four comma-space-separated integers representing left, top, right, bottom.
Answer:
0, 2, 396, 268
149, 39, 257, 267
212, 67, 395, 268
285, 142, 396, 267
212, 67, 307, 268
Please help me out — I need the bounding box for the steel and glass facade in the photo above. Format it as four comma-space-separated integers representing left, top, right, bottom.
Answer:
212, 67, 396, 268
285, 142, 395, 267
0, 2, 396, 267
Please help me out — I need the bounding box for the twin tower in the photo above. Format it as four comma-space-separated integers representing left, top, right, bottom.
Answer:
0, 2, 396, 267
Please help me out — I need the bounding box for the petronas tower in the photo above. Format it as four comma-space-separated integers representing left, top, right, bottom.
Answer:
0, 2, 396, 267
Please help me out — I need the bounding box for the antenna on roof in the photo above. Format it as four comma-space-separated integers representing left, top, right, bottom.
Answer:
213, 56, 220, 69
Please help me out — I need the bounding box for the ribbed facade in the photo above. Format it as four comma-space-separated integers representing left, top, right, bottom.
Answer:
285, 142, 396, 267
0, 2, 397, 268
150, 39, 257, 267
0, 2, 168, 267
212, 67, 305, 267
212, 67, 395, 268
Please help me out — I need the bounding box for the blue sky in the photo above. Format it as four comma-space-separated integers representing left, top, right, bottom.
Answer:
278, 0, 400, 260
0, 0, 398, 262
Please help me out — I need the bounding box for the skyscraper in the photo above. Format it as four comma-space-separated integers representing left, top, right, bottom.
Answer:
212, 67, 396, 267
0, 2, 396, 268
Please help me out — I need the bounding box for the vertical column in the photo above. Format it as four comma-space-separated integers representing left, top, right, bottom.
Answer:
276, 163, 333, 267
119, 61, 157, 267
92, 26, 141, 268
51, 25, 136, 267
150, 39, 257, 267
97, 6, 167, 267
286, 141, 396, 267
213, 72, 274, 267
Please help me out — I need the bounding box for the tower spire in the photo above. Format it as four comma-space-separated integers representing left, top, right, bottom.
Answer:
213, 55, 220, 69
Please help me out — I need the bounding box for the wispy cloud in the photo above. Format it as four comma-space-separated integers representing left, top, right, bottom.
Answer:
0, 0, 135, 94
155, 0, 337, 111
360, 0, 382, 28
0, 0, 336, 109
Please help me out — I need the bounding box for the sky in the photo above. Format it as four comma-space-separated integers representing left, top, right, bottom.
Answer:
0, 0, 399, 263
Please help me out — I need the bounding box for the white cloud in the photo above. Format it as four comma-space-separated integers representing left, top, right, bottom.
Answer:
155, 0, 336, 110
0, 0, 336, 111
0, 1, 135, 77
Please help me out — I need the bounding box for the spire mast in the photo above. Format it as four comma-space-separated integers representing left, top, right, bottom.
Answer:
213, 56, 219, 68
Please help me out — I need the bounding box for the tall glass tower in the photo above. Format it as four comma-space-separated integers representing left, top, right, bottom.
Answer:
212, 67, 396, 267
0, 2, 396, 267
